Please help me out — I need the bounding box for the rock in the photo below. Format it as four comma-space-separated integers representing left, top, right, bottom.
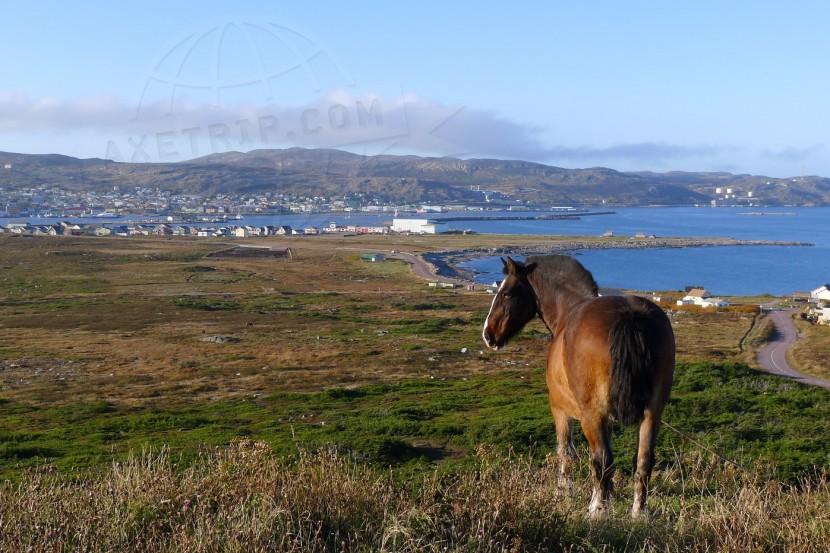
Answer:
200, 335, 241, 344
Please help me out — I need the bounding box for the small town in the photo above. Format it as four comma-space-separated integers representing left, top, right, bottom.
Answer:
0, 178, 514, 220
0, 217, 452, 237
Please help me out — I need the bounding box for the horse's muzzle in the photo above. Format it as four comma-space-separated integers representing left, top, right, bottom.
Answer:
482, 330, 501, 350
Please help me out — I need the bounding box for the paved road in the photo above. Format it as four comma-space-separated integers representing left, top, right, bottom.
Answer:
756, 308, 830, 390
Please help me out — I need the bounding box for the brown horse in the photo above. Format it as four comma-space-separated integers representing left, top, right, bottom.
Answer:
482, 255, 675, 518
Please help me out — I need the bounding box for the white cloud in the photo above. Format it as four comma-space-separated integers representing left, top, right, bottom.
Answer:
0, 92, 130, 131
0, 90, 742, 171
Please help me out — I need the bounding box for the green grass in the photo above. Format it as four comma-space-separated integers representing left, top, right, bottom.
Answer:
2, 361, 828, 482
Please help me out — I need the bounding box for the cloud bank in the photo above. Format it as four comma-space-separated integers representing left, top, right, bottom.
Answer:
2, 90, 816, 176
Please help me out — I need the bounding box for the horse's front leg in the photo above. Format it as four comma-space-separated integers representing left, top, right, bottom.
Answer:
552, 409, 575, 494
582, 416, 614, 519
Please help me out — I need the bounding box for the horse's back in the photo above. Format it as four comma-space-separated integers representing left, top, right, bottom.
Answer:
549, 295, 674, 422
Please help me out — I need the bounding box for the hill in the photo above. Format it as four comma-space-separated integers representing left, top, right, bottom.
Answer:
2, 147, 830, 205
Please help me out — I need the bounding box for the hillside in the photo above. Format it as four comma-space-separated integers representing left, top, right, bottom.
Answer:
2, 147, 830, 205
1, 234, 829, 551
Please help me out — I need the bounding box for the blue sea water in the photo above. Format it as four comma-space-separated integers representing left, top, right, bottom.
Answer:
450, 207, 830, 297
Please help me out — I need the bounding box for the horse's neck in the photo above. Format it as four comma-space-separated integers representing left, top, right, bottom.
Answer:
532, 280, 591, 335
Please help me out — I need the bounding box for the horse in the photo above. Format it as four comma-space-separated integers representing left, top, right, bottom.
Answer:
482, 255, 675, 518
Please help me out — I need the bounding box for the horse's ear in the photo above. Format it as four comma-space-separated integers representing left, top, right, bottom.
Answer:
505, 256, 518, 275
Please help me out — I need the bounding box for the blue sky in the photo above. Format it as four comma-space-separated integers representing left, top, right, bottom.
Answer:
1, 1, 828, 177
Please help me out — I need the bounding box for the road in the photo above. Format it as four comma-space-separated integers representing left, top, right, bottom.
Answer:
389, 251, 468, 285
756, 307, 830, 390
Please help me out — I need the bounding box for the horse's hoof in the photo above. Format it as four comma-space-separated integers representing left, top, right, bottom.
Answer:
630, 506, 649, 519
556, 478, 574, 496
587, 502, 610, 520
587, 507, 610, 520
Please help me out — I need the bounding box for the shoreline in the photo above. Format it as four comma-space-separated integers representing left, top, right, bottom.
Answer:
421, 237, 812, 283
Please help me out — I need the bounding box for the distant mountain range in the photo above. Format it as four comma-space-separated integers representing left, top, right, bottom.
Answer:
2, 147, 830, 206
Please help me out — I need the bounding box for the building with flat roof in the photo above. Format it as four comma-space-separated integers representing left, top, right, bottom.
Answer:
391, 218, 439, 234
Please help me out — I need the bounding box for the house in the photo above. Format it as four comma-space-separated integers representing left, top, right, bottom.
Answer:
810, 284, 830, 302
58, 221, 83, 236
171, 226, 195, 236
275, 225, 293, 236
677, 288, 729, 308
699, 297, 729, 308
233, 227, 249, 238
356, 226, 389, 234
154, 224, 173, 236
817, 307, 830, 325
7, 224, 32, 235
687, 288, 711, 300
486, 280, 503, 294
792, 291, 812, 302
360, 253, 386, 262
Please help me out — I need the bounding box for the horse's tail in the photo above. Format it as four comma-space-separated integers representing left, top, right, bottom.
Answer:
608, 301, 657, 425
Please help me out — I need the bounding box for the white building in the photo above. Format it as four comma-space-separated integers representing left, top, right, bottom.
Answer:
810, 284, 830, 302
676, 288, 729, 308
391, 218, 439, 234
816, 307, 830, 324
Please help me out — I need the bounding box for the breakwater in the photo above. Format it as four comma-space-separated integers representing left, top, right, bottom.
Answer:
436, 211, 615, 222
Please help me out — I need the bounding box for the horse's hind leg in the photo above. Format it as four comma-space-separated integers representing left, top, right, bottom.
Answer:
631, 410, 660, 517
553, 409, 575, 494
582, 417, 614, 518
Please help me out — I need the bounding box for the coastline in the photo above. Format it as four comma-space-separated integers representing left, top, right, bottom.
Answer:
421, 236, 812, 283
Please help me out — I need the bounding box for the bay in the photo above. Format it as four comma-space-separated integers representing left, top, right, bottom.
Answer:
453, 207, 830, 297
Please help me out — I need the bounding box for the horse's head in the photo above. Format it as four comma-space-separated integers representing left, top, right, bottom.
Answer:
482, 256, 538, 350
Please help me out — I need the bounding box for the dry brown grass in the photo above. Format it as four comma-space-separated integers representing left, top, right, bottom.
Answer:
1, 440, 827, 552
666, 305, 759, 362
0, 235, 521, 409
0, 234, 772, 410
790, 316, 830, 380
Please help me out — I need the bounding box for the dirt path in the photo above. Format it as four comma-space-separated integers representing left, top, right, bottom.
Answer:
390, 251, 468, 285
756, 307, 830, 390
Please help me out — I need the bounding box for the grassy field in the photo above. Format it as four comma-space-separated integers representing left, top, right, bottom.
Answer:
791, 314, 830, 380
1, 233, 829, 551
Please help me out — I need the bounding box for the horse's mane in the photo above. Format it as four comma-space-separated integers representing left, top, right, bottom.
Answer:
526, 255, 599, 298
